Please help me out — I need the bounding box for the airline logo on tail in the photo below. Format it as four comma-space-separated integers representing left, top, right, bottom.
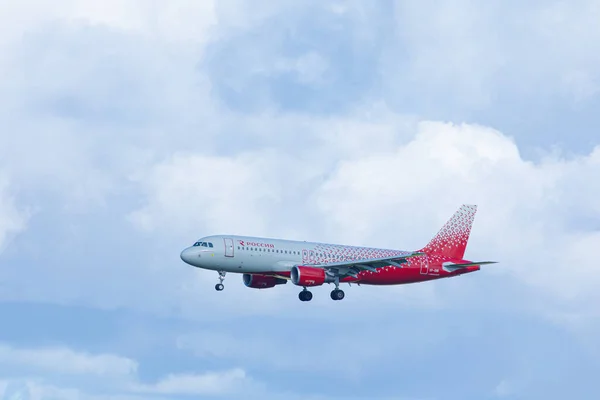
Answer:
419, 204, 497, 270
419, 204, 477, 259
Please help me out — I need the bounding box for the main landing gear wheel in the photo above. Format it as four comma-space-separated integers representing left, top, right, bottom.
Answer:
215, 271, 226, 291
330, 289, 345, 301
299, 290, 313, 302
330, 276, 345, 301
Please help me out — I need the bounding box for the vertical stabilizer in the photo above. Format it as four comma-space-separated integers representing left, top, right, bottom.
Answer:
419, 204, 477, 259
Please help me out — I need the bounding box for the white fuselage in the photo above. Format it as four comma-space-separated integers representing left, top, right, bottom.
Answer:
179, 234, 406, 274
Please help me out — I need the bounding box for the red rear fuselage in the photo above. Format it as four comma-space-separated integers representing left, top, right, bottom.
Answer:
268, 254, 480, 285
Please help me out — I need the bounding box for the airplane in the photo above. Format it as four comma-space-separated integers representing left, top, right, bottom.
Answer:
179, 204, 496, 301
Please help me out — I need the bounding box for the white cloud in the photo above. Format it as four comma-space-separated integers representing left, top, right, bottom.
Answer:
0, 379, 168, 400
0, 0, 221, 213
175, 321, 444, 378
0, 0, 217, 45
390, 0, 505, 106
0, 345, 256, 399
0, 376, 332, 400
0, 343, 137, 377
493, 379, 515, 397
0, 173, 27, 252
274, 52, 330, 84
127, 107, 415, 240
129, 152, 283, 237
133, 369, 250, 396
387, 0, 600, 105
531, 0, 600, 99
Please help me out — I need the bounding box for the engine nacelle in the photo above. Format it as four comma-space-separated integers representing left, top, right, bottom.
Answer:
290, 266, 329, 287
243, 274, 287, 289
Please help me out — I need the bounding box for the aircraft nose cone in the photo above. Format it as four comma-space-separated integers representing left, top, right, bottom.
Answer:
180, 248, 195, 265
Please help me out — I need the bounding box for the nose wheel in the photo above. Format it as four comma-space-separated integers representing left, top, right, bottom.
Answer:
299, 289, 313, 302
215, 271, 226, 291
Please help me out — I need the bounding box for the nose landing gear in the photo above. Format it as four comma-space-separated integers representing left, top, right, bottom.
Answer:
215, 271, 226, 291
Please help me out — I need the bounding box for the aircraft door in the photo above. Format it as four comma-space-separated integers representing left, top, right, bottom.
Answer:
302, 249, 308, 264
420, 260, 428, 275
224, 238, 234, 257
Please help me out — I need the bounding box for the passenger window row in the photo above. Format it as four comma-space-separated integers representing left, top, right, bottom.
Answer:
237, 246, 300, 255
236, 247, 349, 260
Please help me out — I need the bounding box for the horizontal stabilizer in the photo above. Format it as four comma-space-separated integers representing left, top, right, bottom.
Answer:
443, 261, 498, 269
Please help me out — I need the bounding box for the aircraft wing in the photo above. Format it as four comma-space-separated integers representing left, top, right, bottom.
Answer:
307, 252, 425, 279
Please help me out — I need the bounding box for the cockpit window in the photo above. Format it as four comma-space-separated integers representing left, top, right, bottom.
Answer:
193, 241, 213, 248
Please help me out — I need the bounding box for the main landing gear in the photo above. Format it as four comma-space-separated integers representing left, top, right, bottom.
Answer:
297, 288, 345, 301
299, 288, 313, 302
330, 288, 345, 300
297, 282, 346, 302
330, 277, 345, 301
215, 271, 226, 291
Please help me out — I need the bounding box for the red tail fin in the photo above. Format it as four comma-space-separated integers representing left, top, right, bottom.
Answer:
419, 204, 477, 259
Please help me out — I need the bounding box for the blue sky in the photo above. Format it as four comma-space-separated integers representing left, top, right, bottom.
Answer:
1, 1, 599, 399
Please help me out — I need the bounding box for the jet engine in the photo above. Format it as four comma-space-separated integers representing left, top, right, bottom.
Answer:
243, 274, 287, 289
291, 266, 332, 287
